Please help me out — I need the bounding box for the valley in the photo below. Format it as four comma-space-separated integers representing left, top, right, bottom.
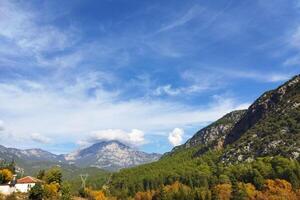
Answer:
0, 74, 299, 199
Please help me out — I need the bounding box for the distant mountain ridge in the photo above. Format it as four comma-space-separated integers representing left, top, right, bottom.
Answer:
0, 145, 63, 162
64, 140, 161, 171
0, 140, 161, 171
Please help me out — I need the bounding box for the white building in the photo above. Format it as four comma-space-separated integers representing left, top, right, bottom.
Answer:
0, 184, 15, 195
15, 176, 43, 193
0, 176, 43, 195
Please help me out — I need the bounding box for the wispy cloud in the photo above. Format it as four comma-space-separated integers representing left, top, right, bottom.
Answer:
288, 26, 300, 49
0, 0, 296, 154
0, 0, 79, 69
156, 5, 203, 33
0, 74, 247, 150
0, 120, 4, 131
283, 54, 300, 66
31, 133, 52, 144
153, 84, 216, 96
0, 1, 76, 53
85, 129, 146, 147
198, 67, 292, 83
282, 25, 300, 67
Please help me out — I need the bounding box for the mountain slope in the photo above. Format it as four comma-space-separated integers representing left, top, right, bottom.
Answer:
0, 145, 65, 166
108, 74, 300, 198
64, 140, 161, 171
175, 74, 300, 162
222, 75, 300, 162
177, 110, 246, 152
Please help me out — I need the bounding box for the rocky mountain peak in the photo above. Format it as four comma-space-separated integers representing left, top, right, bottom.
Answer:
221, 74, 300, 162
64, 140, 161, 171
175, 74, 300, 163
225, 74, 300, 146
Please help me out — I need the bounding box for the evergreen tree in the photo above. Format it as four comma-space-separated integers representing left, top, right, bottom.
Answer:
230, 177, 247, 200
60, 182, 72, 200
153, 185, 167, 200
36, 169, 45, 180
28, 183, 44, 200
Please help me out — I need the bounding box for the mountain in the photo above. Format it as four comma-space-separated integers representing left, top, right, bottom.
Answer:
0, 141, 161, 172
108, 74, 300, 198
170, 75, 300, 162
179, 110, 246, 150
64, 140, 161, 171
222, 74, 300, 162
0, 146, 63, 162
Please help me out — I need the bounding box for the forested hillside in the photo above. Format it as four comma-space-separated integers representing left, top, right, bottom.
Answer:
106, 75, 300, 199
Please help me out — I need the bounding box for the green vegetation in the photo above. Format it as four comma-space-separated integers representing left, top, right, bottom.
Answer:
28, 184, 44, 200
223, 75, 300, 162
107, 146, 300, 199
34, 166, 110, 195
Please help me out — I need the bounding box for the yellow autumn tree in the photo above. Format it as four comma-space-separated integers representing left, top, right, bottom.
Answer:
44, 182, 59, 199
257, 179, 298, 200
213, 183, 232, 200
85, 188, 107, 200
134, 191, 153, 200
164, 181, 191, 193
0, 169, 13, 184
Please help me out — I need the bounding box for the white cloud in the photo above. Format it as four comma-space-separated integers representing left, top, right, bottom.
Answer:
289, 26, 300, 49
31, 133, 52, 144
153, 83, 216, 96
154, 85, 181, 96
282, 25, 300, 67
233, 71, 290, 83
0, 1, 76, 53
0, 120, 4, 131
0, 0, 79, 69
87, 129, 146, 147
234, 103, 250, 110
157, 5, 203, 33
168, 128, 184, 146
283, 54, 300, 66
197, 67, 292, 83
0, 73, 247, 149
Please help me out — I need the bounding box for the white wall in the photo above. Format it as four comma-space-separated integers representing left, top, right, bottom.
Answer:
0, 185, 15, 195
15, 183, 35, 193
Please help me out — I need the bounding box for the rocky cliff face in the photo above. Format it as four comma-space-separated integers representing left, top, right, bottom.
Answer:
64, 140, 161, 171
222, 75, 300, 162
167, 110, 246, 158
183, 110, 246, 149
175, 75, 300, 163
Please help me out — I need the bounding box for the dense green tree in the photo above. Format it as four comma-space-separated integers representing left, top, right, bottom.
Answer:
252, 169, 265, 190
60, 182, 72, 200
153, 185, 167, 200
44, 167, 62, 185
36, 169, 45, 180
230, 178, 247, 200
28, 183, 44, 200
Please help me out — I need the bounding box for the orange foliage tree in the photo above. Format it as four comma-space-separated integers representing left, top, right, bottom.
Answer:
256, 179, 298, 200
213, 183, 232, 200
0, 169, 13, 184
85, 188, 107, 200
134, 191, 154, 200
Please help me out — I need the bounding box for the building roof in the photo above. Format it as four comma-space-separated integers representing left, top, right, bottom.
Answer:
17, 176, 43, 184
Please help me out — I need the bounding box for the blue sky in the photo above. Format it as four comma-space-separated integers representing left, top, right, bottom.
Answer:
0, 0, 299, 154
